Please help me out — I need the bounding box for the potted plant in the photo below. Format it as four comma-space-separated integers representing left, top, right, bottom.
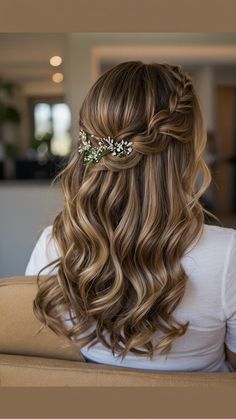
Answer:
0, 77, 21, 179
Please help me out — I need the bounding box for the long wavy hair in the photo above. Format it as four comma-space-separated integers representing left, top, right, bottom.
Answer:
33, 61, 219, 360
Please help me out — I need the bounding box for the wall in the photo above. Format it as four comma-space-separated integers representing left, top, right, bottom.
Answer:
0, 181, 63, 277
64, 33, 236, 137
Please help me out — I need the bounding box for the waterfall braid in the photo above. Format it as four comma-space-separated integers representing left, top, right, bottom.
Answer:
33, 61, 218, 359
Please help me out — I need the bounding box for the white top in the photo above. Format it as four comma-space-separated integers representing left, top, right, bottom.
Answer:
25, 223, 236, 372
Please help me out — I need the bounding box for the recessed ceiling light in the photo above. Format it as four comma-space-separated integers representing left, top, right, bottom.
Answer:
52, 72, 64, 83
50, 56, 62, 66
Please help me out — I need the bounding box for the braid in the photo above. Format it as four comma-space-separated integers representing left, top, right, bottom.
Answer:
92, 63, 196, 170
132, 64, 195, 156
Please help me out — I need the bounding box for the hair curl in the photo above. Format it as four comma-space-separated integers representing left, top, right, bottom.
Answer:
33, 61, 219, 360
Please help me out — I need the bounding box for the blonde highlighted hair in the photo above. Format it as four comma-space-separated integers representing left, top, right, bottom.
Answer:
33, 61, 218, 359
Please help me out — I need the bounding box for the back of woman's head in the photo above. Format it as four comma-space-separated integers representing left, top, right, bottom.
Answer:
34, 61, 214, 359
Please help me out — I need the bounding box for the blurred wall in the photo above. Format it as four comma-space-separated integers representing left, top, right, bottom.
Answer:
194, 66, 215, 132
0, 182, 63, 277
64, 33, 232, 138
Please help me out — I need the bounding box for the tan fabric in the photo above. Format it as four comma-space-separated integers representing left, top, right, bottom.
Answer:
1, 353, 236, 387
0, 275, 236, 386
0, 275, 85, 362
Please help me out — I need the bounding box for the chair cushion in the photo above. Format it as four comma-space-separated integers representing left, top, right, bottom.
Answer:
1, 353, 235, 387
0, 275, 85, 361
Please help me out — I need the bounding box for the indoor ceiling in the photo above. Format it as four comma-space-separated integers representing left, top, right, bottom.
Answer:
0, 33, 66, 83
1, 33, 236, 84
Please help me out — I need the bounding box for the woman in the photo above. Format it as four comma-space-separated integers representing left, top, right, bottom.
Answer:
25, 61, 236, 372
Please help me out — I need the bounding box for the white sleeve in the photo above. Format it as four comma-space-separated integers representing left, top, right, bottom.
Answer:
25, 225, 60, 276
223, 229, 236, 352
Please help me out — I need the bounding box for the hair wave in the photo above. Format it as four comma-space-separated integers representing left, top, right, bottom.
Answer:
33, 61, 219, 360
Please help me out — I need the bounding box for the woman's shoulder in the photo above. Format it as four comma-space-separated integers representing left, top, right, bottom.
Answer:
186, 223, 236, 261
203, 223, 236, 241
42, 224, 53, 236
202, 224, 236, 252
191, 223, 236, 276
40, 224, 59, 254
25, 224, 59, 276
34, 224, 55, 249
203, 223, 236, 233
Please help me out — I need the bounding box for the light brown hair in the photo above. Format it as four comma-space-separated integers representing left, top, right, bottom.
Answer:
33, 61, 218, 359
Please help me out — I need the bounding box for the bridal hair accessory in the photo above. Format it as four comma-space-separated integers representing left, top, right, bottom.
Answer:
78, 129, 133, 165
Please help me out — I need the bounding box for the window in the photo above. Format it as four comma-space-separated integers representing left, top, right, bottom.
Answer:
28, 96, 72, 158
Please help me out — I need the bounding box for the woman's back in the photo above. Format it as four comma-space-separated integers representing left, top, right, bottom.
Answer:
25, 223, 236, 372
25, 61, 236, 373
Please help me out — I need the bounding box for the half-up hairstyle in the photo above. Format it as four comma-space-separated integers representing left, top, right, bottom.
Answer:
33, 61, 218, 360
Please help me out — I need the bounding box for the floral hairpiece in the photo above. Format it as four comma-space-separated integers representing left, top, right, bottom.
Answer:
78, 129, 133, 165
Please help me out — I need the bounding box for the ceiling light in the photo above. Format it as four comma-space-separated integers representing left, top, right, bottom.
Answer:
50, 56, 62, 66
52, 72, 64, 83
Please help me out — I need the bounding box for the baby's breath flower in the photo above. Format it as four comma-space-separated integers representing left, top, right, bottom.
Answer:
78, 129, 133, 166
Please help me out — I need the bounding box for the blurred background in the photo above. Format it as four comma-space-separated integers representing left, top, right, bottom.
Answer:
1, 32, 236, 276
